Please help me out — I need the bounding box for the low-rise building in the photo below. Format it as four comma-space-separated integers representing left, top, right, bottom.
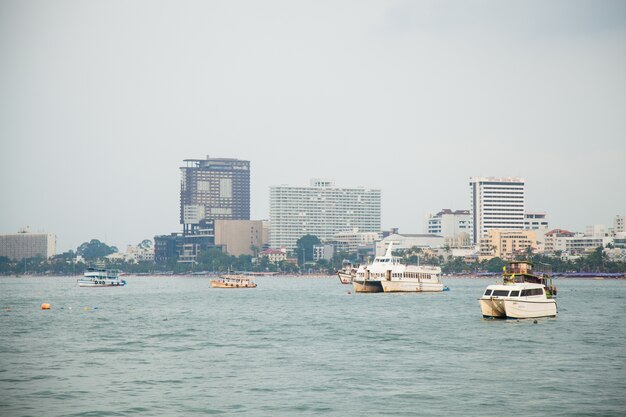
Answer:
154, 233, 214, 264
563, 236, 612, 254
214, 220, 266, 257
106, 244, 155, 263
259, 248, 287, 263
313, 244, 335, 262
544, 229, 576, 253
331, 230, 380, 254
479, 229, 537, 260
425, 209, 471, 243
614, 233, 626, 249
0, 228, 56, 261
376, 233, 445, 256
544, 228, 613, 255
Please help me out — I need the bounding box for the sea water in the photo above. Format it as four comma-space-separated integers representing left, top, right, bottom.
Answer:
1, 276, 625, 416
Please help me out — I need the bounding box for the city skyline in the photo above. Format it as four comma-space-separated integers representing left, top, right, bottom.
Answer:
1, 1, 625, 252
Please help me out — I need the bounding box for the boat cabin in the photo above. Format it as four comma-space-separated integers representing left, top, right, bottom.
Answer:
483, 286, 545, 298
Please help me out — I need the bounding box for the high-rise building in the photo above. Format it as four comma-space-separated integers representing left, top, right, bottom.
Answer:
269, 179, 381, 251
0, 228, 56, 261
180, 156, 250, 234
469, 177, 525, 244
155, 156, 251, 264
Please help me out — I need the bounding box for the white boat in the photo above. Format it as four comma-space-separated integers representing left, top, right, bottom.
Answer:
380, 264, 444, 292
337, 262, 357, 284
478, 260, 557, 319
78, 267, 126, 287
479, 282, 557, 319
352, 243, 445, 293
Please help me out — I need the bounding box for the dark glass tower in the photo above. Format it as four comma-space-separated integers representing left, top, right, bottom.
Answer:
180, 157, 250, 235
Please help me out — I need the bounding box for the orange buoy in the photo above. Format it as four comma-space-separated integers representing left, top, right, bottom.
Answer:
41, 303, 51, 310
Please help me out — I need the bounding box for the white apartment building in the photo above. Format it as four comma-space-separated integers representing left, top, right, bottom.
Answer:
425, 209, 471, 247
524, 212, 549, 230
585, 224, 607, 238
426, 209, 471, 236
613, 215, 625, 234
544, 228, 612, 254
269, 179, 381, 251
469, 177, 525, 244
0, 228, 56, 261
331, 230, 381, 254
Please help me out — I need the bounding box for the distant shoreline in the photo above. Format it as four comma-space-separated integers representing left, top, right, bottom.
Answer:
2, 273, 625, 280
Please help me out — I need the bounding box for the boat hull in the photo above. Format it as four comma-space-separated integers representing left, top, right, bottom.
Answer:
352, 280, 383, 293
210, 280, 257, 288
337, 272, 353, 284
503, 299, 557, 319
479, 298, 557, 319
380, 280, 443, 293
78, 279, 126, 287
479, 298, 506, 318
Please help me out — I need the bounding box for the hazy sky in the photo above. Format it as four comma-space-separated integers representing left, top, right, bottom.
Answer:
1, 0, 625, 252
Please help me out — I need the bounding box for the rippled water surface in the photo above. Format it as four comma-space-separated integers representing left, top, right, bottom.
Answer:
1, 276, 625, 416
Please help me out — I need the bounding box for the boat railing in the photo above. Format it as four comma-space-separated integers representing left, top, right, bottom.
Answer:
534, 262, 552, 276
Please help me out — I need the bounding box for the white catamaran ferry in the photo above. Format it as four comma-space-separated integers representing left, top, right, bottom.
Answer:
78, 267, 126, 287
479, 261, 557, 319
352, 243, 445, 293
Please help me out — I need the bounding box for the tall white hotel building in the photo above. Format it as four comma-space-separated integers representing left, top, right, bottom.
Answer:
269, 179, 381, 251
469, 177, 525, 244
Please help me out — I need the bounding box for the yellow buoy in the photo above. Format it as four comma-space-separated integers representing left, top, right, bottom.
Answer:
41, 303, 51, 310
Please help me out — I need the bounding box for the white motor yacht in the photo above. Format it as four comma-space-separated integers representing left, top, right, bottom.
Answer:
478, 260, 557, 319
479, 282, 557, 319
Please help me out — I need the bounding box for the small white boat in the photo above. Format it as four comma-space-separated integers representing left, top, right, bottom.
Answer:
337, 262, 357, 284
352, 243, 445, 293
479, 283, 557, 319
78, 268, 126, 287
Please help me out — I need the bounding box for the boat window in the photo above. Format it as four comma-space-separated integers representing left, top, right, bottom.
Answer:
492, 290, 510, 297
521, 288, 543, 296
484, 289, 493, 296
509, 291, 520, 297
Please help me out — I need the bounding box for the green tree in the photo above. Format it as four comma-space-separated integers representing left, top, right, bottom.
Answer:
482, 257, 506, 273
295, 234, 321, 264
138, 239, 153, 249
0, 256, 13, 273
196, 247, 234, 271
77, 239, 118, 260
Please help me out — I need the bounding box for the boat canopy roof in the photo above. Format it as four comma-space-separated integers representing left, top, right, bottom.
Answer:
509, 260, 533, 265
485, 282, 543, 290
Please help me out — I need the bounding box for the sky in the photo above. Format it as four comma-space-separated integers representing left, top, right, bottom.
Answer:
1, 0, 625, 252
